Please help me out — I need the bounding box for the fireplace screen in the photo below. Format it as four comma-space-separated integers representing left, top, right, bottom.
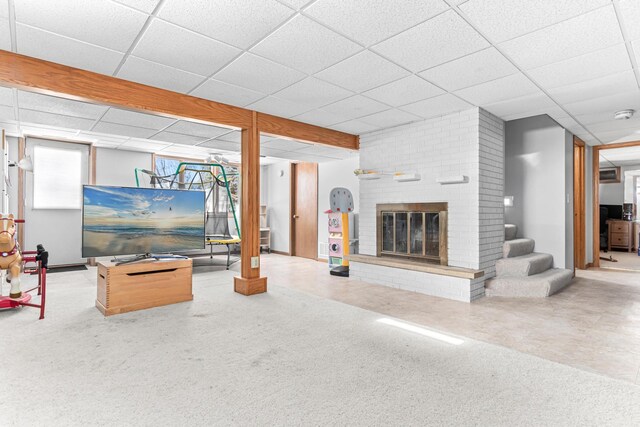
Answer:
377, 203, 448, 265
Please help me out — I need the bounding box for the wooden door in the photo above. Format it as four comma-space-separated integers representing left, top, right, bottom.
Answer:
573, 137, 586, 270
290, 162, 318, 260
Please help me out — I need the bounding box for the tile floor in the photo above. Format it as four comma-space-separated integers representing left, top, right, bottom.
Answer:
259, 254, 640, 384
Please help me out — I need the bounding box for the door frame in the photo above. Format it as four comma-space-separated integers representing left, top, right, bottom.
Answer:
289, 161, 318, 259
592, 139, 640, 267
573, 136, 586, 269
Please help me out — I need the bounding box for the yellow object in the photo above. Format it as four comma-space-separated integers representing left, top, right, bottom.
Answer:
206, 238, 241, 245
341, 213, 350, 267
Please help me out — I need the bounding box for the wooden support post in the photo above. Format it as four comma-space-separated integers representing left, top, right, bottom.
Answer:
234, 112, 267, 295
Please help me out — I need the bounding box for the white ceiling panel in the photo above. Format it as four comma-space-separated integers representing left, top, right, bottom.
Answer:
588, 116, 640, 134
151, 131, 208, 145
251, 15, 361, 74
0, 86, 13, 107
315, 50, 409, 93
0, 104, 14, 120
216, 131, 241, 143
18, 91, 107, 119
593, 128, 639, 144
19, 109, 96, 130
0, 18, 10, 50
14, 0, 148, 52
277, 0, 312, 10
483, 93, 557, 121
304, 0, 448, 46
454, 74, 540, 106
16, 24, 124, 75
329, 119, 379, 134
527, 44, 632, 90
117, 56, 205, 93
291, 109, 345, 127
120, 139, 172, 151
158, 0, 293, 49
0, 0, 8, 19
362, 75, 444, 107
358, 109, 422, 129
132, 20, 241, 76
564, 90, 640, 117
197, 139, 241, 152
499, 6, 623, 69
248, 96, 314, 118
164, 121, 231, 138
259, 147, 287, 157
214, 53, 305, 94
419, 48, 518, 92
100, 108, 176, 130
373, 10, 489, 72
320, 95, 388, 121
273, 77, 352, 109
262, 138, 309, 151
547, 71, 639, 106
296, 144, 354, 159
619, 0, 640, 41
399, 93, 472, 119
92, 122, 158, 138
459, 0, 609, 43
113, 0, 161, 14
190, 79, 265, 107
158, 144, 209, 158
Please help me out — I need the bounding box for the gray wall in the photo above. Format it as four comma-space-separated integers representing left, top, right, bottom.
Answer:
505, 115, 573, 269
599, 163, 640, 205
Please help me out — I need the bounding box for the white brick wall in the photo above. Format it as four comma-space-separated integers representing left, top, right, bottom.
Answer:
354, 108, 505, 302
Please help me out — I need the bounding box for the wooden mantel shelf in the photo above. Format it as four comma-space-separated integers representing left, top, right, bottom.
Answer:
347, 254, 484, 280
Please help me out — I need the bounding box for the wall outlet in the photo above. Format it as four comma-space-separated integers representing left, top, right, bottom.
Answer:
251, 256, 260, 268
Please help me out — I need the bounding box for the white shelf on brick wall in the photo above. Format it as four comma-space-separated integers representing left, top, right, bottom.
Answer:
436, 175, 468, 185
393, 173, 421, 182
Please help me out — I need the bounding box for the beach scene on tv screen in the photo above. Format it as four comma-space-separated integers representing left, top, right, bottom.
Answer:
83, 186, 204, 257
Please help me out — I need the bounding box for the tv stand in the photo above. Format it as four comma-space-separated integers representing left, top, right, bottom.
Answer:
114, 253, 188, 266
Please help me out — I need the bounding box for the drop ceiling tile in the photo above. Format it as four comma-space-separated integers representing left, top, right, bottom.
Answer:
92, 121, 158, 138
296, 144, 352, 159
0, 105, 15, 120
372, 10, 489, 72
528, 44, 632, 90
100, 108, 176, 130
358, 109, 422, 129
214, 53, 305, 94
484, 93, 557, 121
216, 131, 241, 143
499, 6, 623, 69
633, 41, 640, 68
164, 121, 230, 138
19, 109, 96, 130
273, 77, 352, 109
259, 147, 287, 157
320, 95, 388, 121
277, 0, 312, 10
262, 138, 310, 151
593, 128, 639, 144
251, 15, 361, 74
454, 74, 539, 106
317, 50, 410, 93
362, 75, 444, 107
399, 93, 473, 119
197, 139, 241, 152
0, 86, 13, 107
117, 56, 205, 93
0, 18, 10, 50
151, 131, 208, 146
290, 109, 345, 127
120, 139, 173, 151
133, 20, 240, 77
159, 0, 293, 49
419, 48, 518, 91
16, 24, 124, 75
0, 0, 7, 18
159, 144, 209, 157
587, 116, 640, 134
190, 79, 265, 107
247, 96, 314, 118
564, 90, 640, 117
18, 91, 107, 119
552, 116, 581, 131
113, 0, 160, 14
619, 0, 640, 41
330, 120, 379, 134
548, 71, 639, 105
460, 0, 609, 43
14, 0, 148, 51
305, 0, 448, 46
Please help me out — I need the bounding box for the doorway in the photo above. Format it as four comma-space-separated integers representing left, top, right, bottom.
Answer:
574, 137, 586, 269
290, 162, 318, 260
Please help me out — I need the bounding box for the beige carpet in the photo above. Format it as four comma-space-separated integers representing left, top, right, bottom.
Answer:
1, 267, 640, 426
600, 250, 640, 271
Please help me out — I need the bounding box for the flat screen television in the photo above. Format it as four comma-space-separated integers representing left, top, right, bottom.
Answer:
82, 185, 205, 258
600, 204, 623, 221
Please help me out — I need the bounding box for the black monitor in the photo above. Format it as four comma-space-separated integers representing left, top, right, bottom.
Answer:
600, 204, 623, 220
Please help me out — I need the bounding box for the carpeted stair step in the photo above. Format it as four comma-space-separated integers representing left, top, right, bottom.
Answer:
485, 268, 573, 298
495, 252, 553, 277
503, 238, 535, 258
505, 224, 517, 241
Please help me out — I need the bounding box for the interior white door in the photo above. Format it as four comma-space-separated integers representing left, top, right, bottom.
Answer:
24, 138, 89, 266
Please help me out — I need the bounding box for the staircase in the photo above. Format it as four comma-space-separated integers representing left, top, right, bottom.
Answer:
485, 225, 573, 297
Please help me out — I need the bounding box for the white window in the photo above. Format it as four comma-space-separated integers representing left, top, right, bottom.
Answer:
33, 146, 82, 209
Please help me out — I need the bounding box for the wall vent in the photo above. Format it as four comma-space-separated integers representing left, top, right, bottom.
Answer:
319, 242, 329, 257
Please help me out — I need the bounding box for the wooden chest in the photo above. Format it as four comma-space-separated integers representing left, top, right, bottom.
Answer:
96, 259, 193, 316
607, 220, 633, 253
